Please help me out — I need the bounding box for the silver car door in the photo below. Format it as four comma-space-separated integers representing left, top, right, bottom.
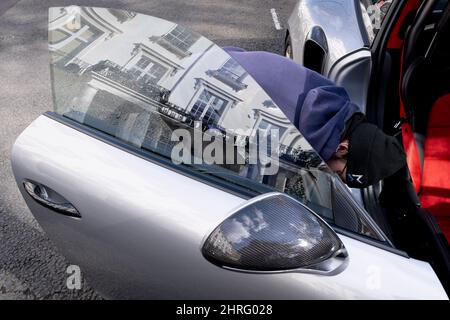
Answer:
11, 6, 447, 299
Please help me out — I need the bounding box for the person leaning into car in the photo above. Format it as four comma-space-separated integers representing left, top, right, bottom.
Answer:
224, 47, 406, 189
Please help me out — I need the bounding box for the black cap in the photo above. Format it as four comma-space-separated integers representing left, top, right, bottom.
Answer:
345, 121, 406, 188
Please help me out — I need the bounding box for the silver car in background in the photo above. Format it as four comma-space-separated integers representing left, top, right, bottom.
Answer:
285, 0, 392, 111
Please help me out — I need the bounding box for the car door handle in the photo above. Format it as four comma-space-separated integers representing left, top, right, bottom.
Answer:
23, 180, 81, 218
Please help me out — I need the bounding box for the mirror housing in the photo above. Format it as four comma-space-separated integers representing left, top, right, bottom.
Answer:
202, 193, 348, 274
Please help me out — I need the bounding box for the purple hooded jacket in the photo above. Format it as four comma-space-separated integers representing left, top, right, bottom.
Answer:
224, 47, 360, 161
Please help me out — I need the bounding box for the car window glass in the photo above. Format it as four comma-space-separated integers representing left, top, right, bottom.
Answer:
49, 6, 384, 241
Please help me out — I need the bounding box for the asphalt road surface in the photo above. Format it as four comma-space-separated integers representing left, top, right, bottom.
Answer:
0, 0, 297, 299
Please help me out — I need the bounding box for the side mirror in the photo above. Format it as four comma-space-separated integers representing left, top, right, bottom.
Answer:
202, 193, 348, 274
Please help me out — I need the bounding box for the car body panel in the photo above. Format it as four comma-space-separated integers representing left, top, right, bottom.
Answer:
328, 49, 372, 113
11, 115, 448, 299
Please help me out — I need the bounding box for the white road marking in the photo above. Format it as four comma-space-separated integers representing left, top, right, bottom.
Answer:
270, 8, 282, 30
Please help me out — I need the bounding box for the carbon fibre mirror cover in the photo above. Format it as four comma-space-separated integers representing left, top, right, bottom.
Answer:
202, 193, 347, 273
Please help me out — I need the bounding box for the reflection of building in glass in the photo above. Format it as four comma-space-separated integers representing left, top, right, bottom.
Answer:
208, 229, 241, 262
125, 42, 184, 84
206, 58, 248, 92
238, 239, 298, 268
50, 7, 327, 209
191, 90, 226, 124
107, 8, 137, 23
49, 8, 301, 145
150, 25, 201, 58
189, 78, 243, 127
49, 7, 128, 67
129, 56, 168, 83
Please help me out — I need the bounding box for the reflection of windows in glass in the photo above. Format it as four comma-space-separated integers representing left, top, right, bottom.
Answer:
129, 56, 168, 83
206, 58, 249, 91
190, 90, 227, 124
49, 18, 102, 65
153, 25, 201, 58
164, 25, 199, 52
49, 30, 71, 44
220, 59, 247, 82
